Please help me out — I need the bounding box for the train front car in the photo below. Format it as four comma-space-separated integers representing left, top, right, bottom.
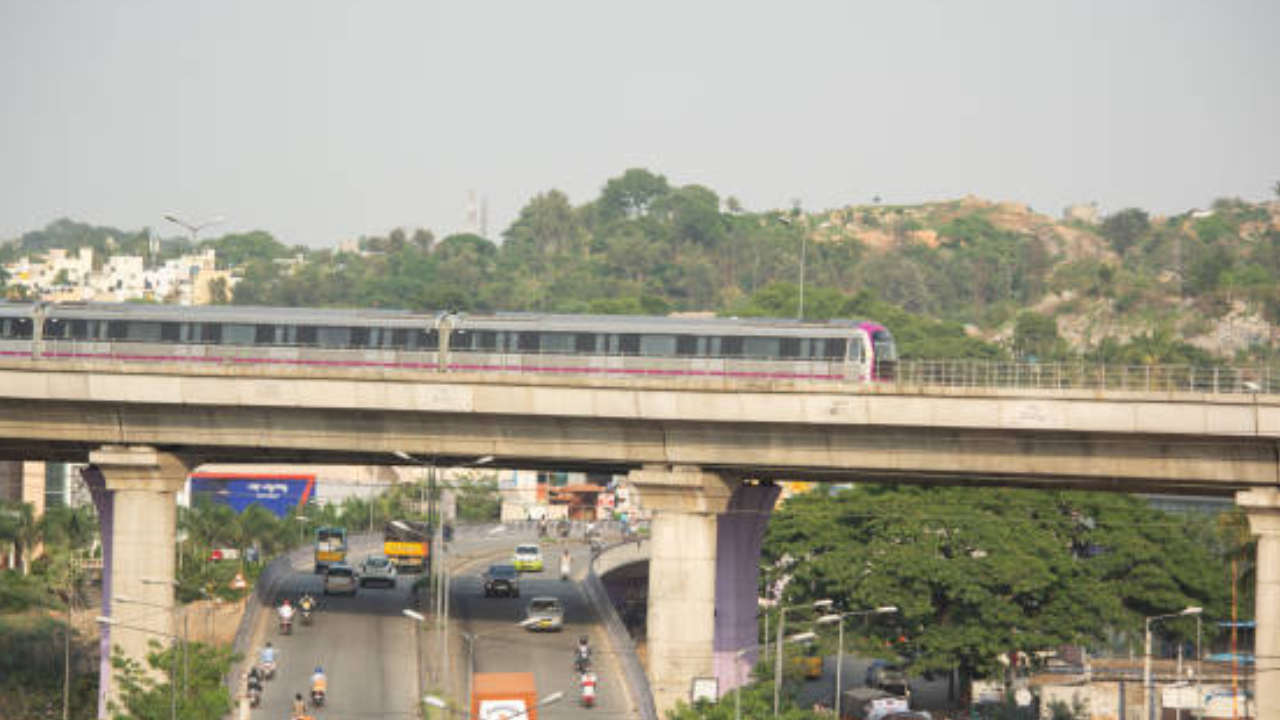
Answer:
859, 321, 897, 381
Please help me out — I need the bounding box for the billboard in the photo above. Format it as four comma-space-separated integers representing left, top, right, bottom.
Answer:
189, 473, 315, 518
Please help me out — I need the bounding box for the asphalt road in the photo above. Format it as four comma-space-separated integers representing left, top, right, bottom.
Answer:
244, 530, 636, 720
450, 537, 633, 719
252, 546, 419, 720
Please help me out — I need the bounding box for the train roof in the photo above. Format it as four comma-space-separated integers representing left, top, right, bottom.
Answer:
0, 301, 887, 337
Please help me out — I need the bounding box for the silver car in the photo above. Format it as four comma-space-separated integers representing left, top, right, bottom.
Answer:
323, 563, 357, 596
359, 555, 398, 588
524, 596, 564, 632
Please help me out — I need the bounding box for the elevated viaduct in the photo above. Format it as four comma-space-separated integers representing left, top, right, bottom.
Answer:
0, 357, 1278, 716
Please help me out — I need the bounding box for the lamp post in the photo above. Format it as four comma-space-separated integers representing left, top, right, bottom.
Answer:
162, 215, 224, 246
462, 618, 542, 710
1145, 606, 1202, 720
736, 632, 814, 720
115, 594, 191, 698
816, 606, 898, 719
96, 616, 182, 720
774, 598, 832, 717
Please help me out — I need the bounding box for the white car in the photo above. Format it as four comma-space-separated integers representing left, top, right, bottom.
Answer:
359, 555, 398, 588
524, 596, 564, 632
513, 544, 544, 572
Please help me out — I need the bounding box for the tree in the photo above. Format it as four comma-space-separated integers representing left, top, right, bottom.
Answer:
596, 168, 670, 223
110, 640, 236, 720
764, 486, 1226, 695
1099, 209, 1151, 255
200, 231, 290, 269
1013, 311, 1064, 361
503, 190, 587, 257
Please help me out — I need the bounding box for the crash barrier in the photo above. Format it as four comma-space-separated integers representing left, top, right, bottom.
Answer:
587, 539, 657, 720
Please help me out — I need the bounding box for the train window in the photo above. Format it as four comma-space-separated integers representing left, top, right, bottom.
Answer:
640, 335, 676, 357
445, 330, 467, 350
779, 338, 801, 358
201, 324, 223, 344
619, 334, 640, 355
222, 324, 255, 346
541, 333, 573, 353
676, 335, 698, 356
350, 327, 370, 348
42, 319, 65, 339
744, 337, 780, 358
575, 334, 597, 353
297, 326, 317, 346
107, 321, 128, 340
255, 325, 275, 344
1, 318, 33, 339
69, 319, 89, 339
474, 331, 497, 350
517, 332, 540, 353
721, 336, 743, 357
316, 326, 350, 348
825, 338, 848, 360
161, 323, 180, 342
126, 322, 163, 342
392, 329, 411, 349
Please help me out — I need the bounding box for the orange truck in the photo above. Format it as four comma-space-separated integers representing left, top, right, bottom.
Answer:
471, 672, 538, 720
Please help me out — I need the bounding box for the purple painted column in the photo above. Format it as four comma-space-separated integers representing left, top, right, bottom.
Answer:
81, 465, 113, 720
713, 483, 781, 693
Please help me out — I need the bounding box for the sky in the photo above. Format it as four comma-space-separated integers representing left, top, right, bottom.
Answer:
1, 0, 1278, 249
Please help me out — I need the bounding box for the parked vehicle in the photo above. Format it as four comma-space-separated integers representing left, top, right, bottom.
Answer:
840, 688, 910, 720
524, 596, 564, 632
359, 554, 398, 588
866, 659, 910, 698
472, 672, 539, 720
483, 564, 520, 598
323, 563, 358, 596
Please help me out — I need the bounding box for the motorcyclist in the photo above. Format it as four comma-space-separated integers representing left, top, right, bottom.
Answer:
560, 549, 572, 581
299, 593, 316, 623
278, 599, 295, 631
259, 642, 277, 666
575, 635, 592, 672
311, 666, 328, 706
291, 692, 307, 718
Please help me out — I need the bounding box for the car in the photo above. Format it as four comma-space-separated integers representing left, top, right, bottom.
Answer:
359, 555, 397, 588
523, 596, 564, 632
513, 544, 544, 572
483, 563, 520, 598
323, 563, 358, 596
866, 660, 910, 698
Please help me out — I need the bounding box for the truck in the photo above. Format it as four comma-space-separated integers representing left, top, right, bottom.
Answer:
839, 687, 910, 720
471, 672, 539, 720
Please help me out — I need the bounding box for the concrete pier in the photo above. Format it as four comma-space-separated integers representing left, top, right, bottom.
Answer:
90, 446, 187, 716
1239, 487, 1280, 720
713, 483, 781, 693
631, 466, 736, 713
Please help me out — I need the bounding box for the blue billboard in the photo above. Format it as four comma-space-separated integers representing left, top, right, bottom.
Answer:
189, 473, 315, 518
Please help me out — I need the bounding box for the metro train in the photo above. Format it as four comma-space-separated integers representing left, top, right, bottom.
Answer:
0, 302, 897, 381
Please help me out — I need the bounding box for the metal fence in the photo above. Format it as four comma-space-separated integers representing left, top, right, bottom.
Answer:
587, 540, 658, 720
890, 360, 1280, 395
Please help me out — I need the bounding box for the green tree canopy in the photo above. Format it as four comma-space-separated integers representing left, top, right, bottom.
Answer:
764, 486, 1227, 685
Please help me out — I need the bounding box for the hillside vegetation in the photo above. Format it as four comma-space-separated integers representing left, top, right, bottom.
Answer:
4, 169, 1279, 362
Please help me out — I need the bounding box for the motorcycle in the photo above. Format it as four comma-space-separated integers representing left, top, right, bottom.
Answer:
279, 616, 293, 636
312, 688, 326, 708
574, 651, 591, 674
247, 682, 262, 708
256, 659, 277, 680
300, 606, 314, 626
580, 672, 597, 708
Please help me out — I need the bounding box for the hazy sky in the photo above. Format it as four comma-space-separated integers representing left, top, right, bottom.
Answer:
2, 1, 1277, 248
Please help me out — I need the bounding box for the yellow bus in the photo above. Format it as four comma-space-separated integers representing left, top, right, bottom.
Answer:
314, 526, 348, 573
384, 520, 430, 573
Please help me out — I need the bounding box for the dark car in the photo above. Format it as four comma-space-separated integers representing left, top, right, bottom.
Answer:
483, 564, 520, 598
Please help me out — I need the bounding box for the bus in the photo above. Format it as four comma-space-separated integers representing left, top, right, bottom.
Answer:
314, 526, 348, 573
384, 520, 430, 573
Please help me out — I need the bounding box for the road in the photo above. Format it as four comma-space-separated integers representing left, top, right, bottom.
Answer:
253, 543, 419, 720
246, 529, 636, 720
449, 536, 633, 718
794, 653, 956, 714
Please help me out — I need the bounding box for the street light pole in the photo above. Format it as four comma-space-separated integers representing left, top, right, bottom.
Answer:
774, 599, 832, 717
96, 616, 182, 720
1144, 606, 1202, 720
162, 215, 224, 246
816, 606, 898, 720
